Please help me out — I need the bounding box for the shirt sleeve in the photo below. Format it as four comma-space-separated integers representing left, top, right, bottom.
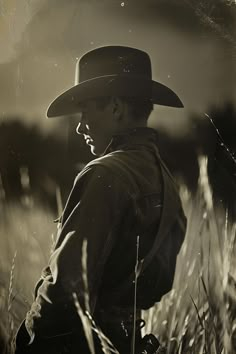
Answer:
26, 165, 130, 338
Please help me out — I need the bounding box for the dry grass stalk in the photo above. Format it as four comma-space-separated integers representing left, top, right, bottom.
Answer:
73, 239, 119, 354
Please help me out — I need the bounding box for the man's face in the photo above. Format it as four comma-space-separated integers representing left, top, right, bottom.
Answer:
76, 99, 115, 156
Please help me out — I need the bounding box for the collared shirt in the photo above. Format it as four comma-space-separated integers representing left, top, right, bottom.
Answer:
25, 127, 185, 339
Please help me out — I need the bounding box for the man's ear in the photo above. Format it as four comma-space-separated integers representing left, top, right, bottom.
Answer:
110, 97, 124, 120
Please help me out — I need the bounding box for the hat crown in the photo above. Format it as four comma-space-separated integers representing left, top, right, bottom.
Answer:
47, 46, 183, 118
77, 46, 152, 84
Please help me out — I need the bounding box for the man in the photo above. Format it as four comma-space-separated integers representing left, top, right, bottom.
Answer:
15, 46, 186, 354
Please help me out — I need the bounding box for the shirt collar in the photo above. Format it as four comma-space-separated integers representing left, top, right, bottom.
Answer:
103, 127, 159, 155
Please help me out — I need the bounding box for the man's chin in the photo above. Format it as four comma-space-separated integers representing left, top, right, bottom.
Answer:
89, 145, 101, 156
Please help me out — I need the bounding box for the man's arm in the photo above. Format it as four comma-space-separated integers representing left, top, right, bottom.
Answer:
25, 165, 130, 338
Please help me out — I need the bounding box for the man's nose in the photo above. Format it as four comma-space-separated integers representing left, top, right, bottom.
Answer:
76, 121, 89, 135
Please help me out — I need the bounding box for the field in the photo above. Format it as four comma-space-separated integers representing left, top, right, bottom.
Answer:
0, 156, 236, 354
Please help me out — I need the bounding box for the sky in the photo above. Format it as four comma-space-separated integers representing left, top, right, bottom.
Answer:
0, 0, 235, 136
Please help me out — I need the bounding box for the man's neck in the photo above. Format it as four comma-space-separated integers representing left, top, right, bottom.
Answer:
116, 120, 148, 135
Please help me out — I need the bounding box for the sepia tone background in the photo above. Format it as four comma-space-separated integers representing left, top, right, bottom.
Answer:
0, 0, 236, 352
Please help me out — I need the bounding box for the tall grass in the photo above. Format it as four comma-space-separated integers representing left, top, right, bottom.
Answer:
0, 203, 55, 353
142, 155, 236, 353
1, 155, 236, 353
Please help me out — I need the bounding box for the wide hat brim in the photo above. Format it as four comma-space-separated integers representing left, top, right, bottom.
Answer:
47, 74, 183, 118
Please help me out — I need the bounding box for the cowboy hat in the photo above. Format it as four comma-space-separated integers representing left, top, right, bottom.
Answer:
47, 46, 183, 118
